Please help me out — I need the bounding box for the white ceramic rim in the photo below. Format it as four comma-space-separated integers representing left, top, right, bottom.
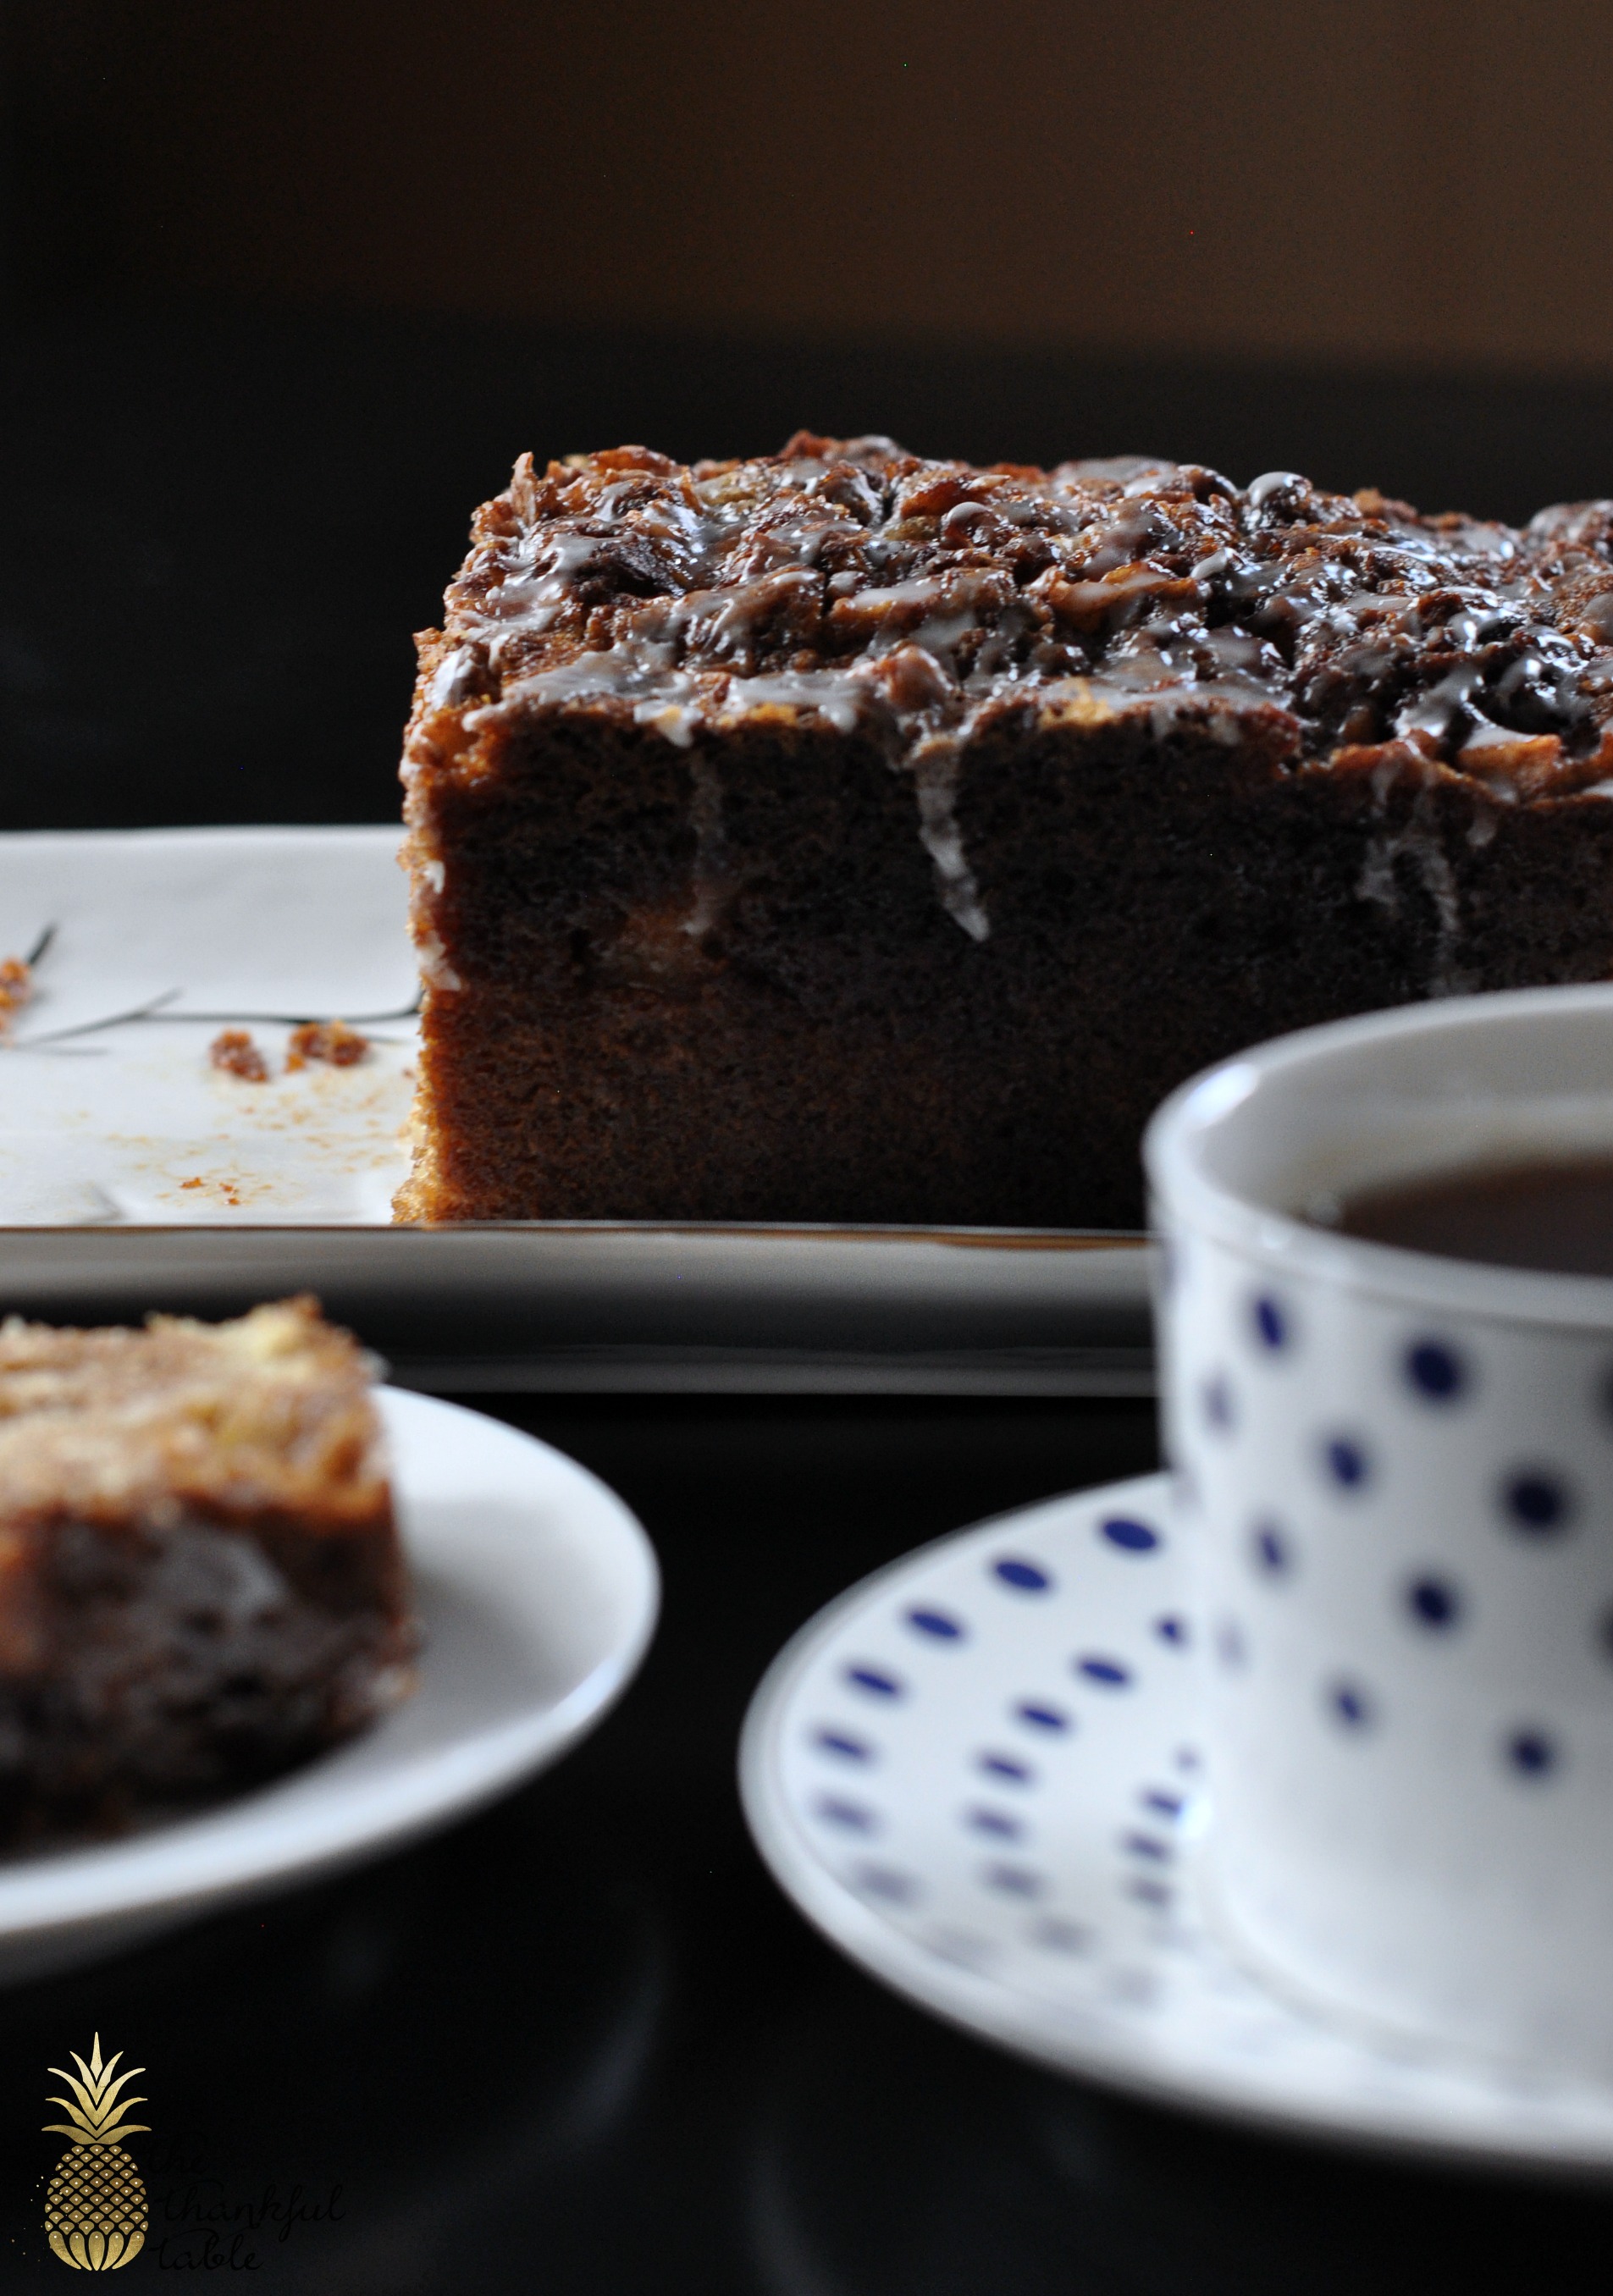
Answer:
1143, 983, 1613, 1332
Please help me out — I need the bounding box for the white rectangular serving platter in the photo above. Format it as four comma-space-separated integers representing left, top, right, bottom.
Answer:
0, 828, 1153, 1394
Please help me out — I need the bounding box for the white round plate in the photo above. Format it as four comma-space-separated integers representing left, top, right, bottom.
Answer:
0, 1388, 659, 1981
740, 1473, 1613, 2172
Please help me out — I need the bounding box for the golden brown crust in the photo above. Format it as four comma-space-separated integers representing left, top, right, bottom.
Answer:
404, 433, 1613, 790
0, 1297, 389, 1525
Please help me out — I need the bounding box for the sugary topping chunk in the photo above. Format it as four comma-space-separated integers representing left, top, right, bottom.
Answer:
409, 434, 1613, 788
208, 1028, 269, 1083
0, 1298, 387, 1522
286, 1019, 369, 1071
0, 956, 32, 1036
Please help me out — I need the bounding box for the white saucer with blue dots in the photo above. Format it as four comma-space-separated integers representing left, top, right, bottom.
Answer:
741, 1473, 1613, 2170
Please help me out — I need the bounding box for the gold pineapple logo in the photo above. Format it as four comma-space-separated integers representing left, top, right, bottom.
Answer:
42, 2036, 148, 2271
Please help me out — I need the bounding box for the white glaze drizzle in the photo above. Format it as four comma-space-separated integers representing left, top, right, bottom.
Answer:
421, 438, 1613, 947
909, 738, 990, 941
1356, 759, 1473, 996
1356, 818, 1470, 996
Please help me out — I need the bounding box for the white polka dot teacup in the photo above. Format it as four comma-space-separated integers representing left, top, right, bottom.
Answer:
1146, 984, 1613, 2078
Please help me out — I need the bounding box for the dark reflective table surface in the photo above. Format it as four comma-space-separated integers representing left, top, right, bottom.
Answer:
0, 1396, 1610, 2291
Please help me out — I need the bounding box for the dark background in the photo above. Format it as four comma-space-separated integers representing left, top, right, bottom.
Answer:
7, 1, 1613, 831
7, 9, 1613, 2287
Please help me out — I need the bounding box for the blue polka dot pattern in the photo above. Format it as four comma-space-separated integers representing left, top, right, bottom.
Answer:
1102, 1516, 1162, 1554
1251, 1294, 1289, 1351
1327, 1680, 1374, 1730
1405, 1338, 1468, 1402
1215, 1618, 1248, 1671
1251, 1522, 1290, 1576
1323, 1435, 1371, 1491
1076, 1656, 1133, 1688
1123, 1833, 1173, 1864
979, 1752, 1034, 1783
992, 1557, 1051, 1592
846, 1664, 903, 1697
965, 1807, 1023, 1839
983, 1863, 1045, 1898
770, 1462, 1613, 2091
1502, 1471, 1572, 1534
815, 1730, 872, 1761
1201, 1373, 1235, 1432
853, 1864, 916, 1904
814, 1797, 876, 1831
907, 1606, 965, 1640
1506, 1728, 1558, 1779
776, 1439, 1613, 2088
1406, 1576, 1461, 1629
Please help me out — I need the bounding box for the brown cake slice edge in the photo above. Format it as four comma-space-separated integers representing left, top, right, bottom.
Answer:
396, 438, 1613, 1229
0, 1296, 417, 1840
